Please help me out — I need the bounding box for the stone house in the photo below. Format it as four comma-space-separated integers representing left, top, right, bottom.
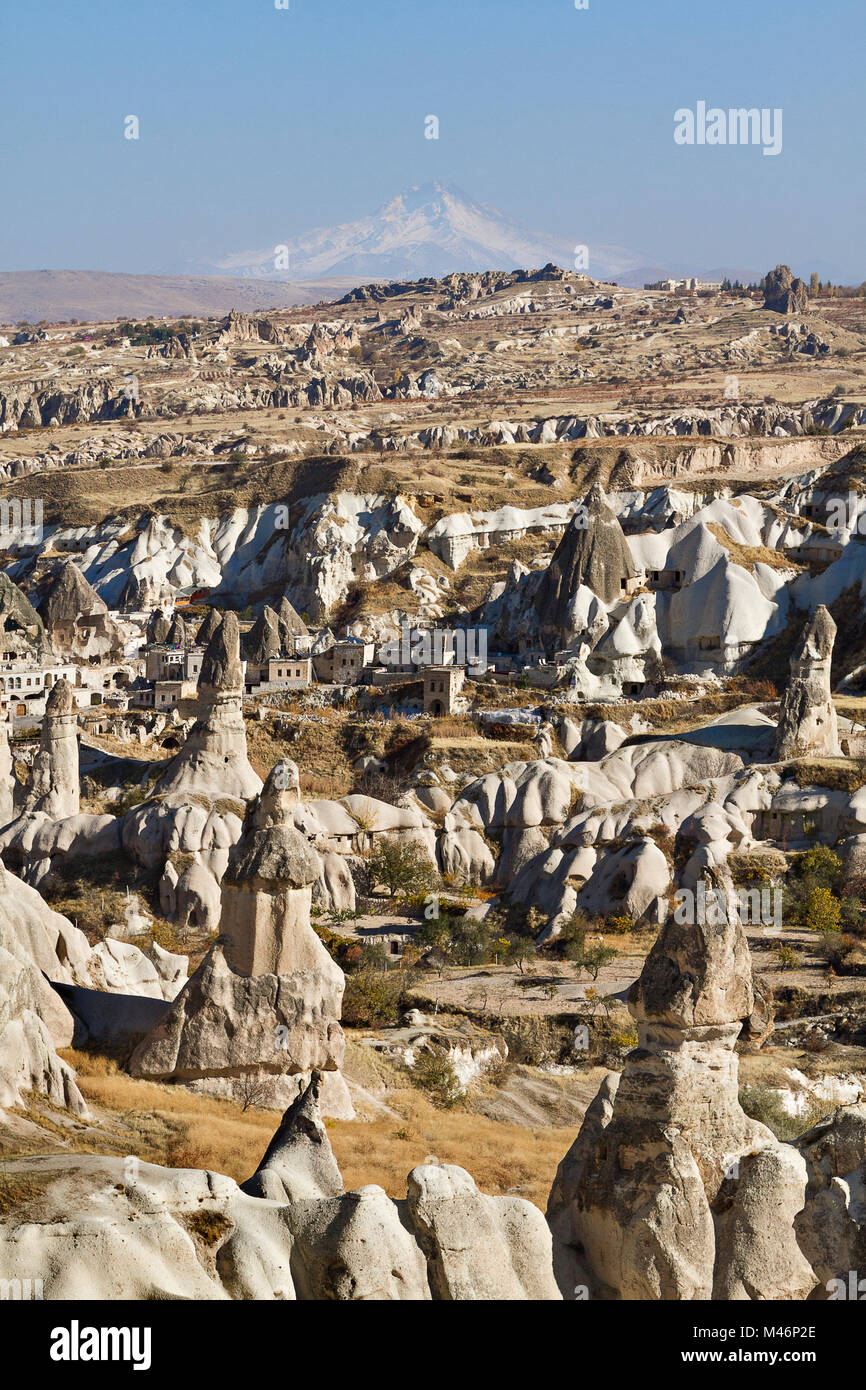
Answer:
423, 665, 465, 716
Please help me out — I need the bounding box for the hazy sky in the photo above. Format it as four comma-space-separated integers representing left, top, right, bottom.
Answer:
2, 0, 863, 279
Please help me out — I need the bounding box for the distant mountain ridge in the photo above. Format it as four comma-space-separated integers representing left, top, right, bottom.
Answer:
0, 270, 365, 325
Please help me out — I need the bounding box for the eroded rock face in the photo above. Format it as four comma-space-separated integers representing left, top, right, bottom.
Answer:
0, 710, 14, 827
278, 595, 308, 646
41, 561, 125, 660
0, 571, 53, 660
129, 762, 347, 1113
794, 1104, 866, 1294
242, 606, 280, 665
775, 605, 840, 761
763, 264, 808, 315
241, 1069, 344, 1203
195, 606, 222, 647
547, 885, 817, 1300
0, 928, 85, 1115
533, 483, 635, 652
22, 678, 80, 820
220, 762, 325, 978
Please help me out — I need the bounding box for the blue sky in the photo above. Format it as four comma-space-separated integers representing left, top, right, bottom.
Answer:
1, 0, 863, 279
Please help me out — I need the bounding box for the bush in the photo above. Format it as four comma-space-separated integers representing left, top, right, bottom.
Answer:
342, 967, 403, 1026
607, 914, 634, 936
776, 945, 803, 971
409, 1049, 463, 1109
739, 1085, 826, 1142
341, 948, 419, 1027
556, 916, 618, 979
803, 884, 842, 935
784, 846, 848, 934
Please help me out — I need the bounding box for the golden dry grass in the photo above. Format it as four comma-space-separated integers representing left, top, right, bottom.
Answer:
329, 1095, 575, 1210
245, 714, 355, 797
707, 521, 806, 574
52, 1048, 577, 1210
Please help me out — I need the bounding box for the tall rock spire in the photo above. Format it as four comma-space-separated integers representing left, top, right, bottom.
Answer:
547, 885, 816, 1300
22, 678, 80, 820
774, 605, 839, 761
534, 484, 635, 653
155, 610, 261, 801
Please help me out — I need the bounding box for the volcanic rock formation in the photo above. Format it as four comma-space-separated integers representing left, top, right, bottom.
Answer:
547, 874, 817, 1299
0, 708, 13, 827
763, 264, 808, 315
0, 1067, 560, 1299
195, 606, 223, 647
278, 595, 309, 647
41, 560, 125, 660
129, 762, 350, 1115
21, 678, 80, 820
533, 483, 635, 652
154, 610, 261, 801
0, 571, 53, 660
242, 605, 281, 666
774, 605, 840, 761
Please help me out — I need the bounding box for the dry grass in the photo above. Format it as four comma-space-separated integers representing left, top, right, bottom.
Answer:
329, 1094, 575, 1209
47, 1047, 577, 1210
790, 757, 866, 792
245, 714, 354, 797
707, 521, 806, 574
0, 1170, 52, 1216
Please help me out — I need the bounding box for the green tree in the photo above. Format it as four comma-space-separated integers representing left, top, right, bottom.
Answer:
368, 839, 437, 898
507, 936, 537, 975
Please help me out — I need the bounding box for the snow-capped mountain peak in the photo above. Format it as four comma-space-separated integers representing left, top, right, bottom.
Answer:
197, 182, 659, 285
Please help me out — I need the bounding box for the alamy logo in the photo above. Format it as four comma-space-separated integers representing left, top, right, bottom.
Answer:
827, 1271, 866, 1300
380, 624, 487, 672
674, 102, 782, 157
825, 492, 866, 535
673, 879, 782, 929
0, 1277, 43, 1300
50, 1321, 152, 1371
0, 497, 43, 545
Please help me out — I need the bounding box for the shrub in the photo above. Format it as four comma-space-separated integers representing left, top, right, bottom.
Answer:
739, 1085, 826, 1142
607, 914, 634, 936
409, 1049, 463, 1109
341, 955, 418, 1027
775, 945, 803, 970
803, 884, 842, 936
186, 1210, 232, 1246
608, 1023, 638, 1051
